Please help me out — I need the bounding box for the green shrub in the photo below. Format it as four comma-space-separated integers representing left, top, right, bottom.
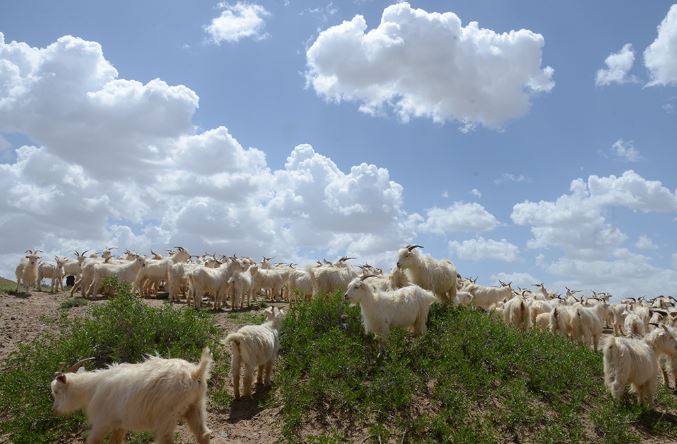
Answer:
0, 279, 229, 444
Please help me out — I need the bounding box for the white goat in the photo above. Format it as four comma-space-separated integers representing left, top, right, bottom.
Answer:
624, 312, 646, 338
502, 295, 530, 331
307, 263, 358, 297
249, 265, 288, 303
133, 247, 190, 297
50, 349, 212, 444
37, 256, 67, 293
286, 266, 313, 303
86, 256, 147, 298
188, 258, 245, 310
62, 250, 89, 281
466, 281, 513, 310
603, 336, 658, 405
71, 249, 115, 297
396, 245, 457, 304
344, 275, 437, 340
550, 305, 574, 339
228, 268, 253, 309
647, 323, 677, 388
225, 307, 285, 399
15, 249, 41, 292
571, 302, 605, 351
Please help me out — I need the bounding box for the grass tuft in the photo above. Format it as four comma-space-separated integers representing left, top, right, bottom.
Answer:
59, 297, 88, 309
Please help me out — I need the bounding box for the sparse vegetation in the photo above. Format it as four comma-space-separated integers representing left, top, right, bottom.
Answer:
0, 278, 230, 444
277, 294, 677, 443
59, 297, 88, 309
0, 276, 21, 296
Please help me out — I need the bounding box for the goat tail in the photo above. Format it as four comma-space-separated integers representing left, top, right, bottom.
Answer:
225, 332, 243, 366
192, 347, 213, 382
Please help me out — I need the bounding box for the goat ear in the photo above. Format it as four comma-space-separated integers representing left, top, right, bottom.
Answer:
56, 374, 67, 384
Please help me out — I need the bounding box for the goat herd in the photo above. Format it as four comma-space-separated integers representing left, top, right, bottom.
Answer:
10, 245, 677, 443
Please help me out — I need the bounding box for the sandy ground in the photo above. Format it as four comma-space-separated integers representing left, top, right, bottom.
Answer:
0, 288, 284, 443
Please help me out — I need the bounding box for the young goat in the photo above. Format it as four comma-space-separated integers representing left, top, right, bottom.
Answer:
225, 307, 285, 399
50, 348, 212, 444
344, 275, 437, 340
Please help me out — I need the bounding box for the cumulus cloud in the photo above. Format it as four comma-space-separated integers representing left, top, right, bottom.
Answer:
546, 249, 677, 299
204, 2, 270, 44
511, 170, 677, 258
644, 4, 677, 86
609, 139, 642, 162
0, 33, 418, 278
0, 34, 198, 179
595, 43, 636, 86
449, 237, 519, 262
471, 188, 482, 198
305, 2, 554, 129
512, 170, 677, 298
419, 202, 499, 235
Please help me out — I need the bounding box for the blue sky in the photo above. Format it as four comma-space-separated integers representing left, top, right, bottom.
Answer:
1, 1, 677, 298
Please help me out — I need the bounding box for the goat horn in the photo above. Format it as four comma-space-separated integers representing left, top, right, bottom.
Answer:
360, 274, 378, 281
407, 244, 423, 251
66, 357, 95, 373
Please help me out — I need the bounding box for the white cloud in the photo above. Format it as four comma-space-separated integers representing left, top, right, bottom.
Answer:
635, 234, 657, 250
419, 202, 498, 235
494, 173, 529, 185
512, 170, 677, 298
644, 5, 677, 86
305, 2, 554, 129
441, 191, 449, 198
471, 188, 482, 198
204, 2, 270, 44
545, 249, 677, 299
610, 139, 642, 162
0, 34, 420, 278
449, 237, 519, 262
511, 170, 677, 258
595, 43, 636, 86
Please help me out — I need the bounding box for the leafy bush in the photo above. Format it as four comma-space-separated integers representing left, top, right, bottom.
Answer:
0, 279, 229, 444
